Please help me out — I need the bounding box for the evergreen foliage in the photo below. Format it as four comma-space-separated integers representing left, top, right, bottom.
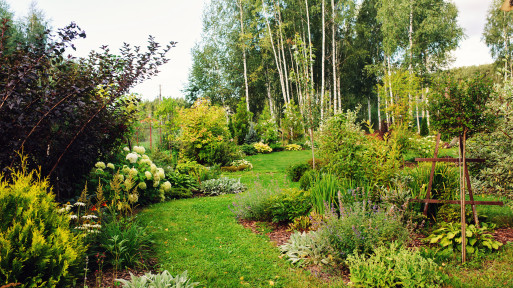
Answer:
420, 117, 429, 136
232, 98, 253, 145
0, 157, 86, 286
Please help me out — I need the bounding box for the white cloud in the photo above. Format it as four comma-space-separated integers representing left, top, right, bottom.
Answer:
449, 0, 495, 68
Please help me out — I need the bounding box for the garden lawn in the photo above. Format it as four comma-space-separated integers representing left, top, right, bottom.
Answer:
231, 150, 313, 189
138, 150, 328, 288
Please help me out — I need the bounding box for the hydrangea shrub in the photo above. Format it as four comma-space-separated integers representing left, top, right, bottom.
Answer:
92, 146, 171, 204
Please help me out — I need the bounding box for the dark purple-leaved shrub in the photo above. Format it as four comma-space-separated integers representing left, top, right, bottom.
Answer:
0, 19, 175, 199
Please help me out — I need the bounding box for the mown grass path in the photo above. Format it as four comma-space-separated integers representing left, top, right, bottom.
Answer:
138, 150, 329, 287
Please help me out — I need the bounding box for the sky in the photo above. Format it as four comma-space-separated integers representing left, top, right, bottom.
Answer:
4, 0, 496, 100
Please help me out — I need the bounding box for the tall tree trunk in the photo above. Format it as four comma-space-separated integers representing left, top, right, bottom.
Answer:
266, 81, 274, 117
263, 3, 287, 104
387, 56, 395, 123
237, 0, 250, 112
377, 93, 381, 130
425, 87, 430, 127
275, 1, 291, 103
368, 97, 372, 124
321, 0, 326, 121
504, 11, 508, 82
331, 0, 337, 114
305, 0, 314, 87
408, 0, 414, 124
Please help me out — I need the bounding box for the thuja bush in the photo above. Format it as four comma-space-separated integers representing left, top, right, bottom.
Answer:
0, 158, 86, 286
232, 97, 253, 145
0, 21, 174, 199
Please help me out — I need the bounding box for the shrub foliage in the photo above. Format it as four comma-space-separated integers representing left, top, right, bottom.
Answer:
0, 159, 86, 286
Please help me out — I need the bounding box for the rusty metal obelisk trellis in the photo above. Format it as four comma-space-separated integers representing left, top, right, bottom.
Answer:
411, 133, 504, 226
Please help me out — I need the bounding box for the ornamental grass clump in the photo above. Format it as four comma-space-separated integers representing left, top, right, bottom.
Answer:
0, 157, 86, 287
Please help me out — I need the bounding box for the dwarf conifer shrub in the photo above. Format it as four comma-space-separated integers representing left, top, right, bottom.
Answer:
0, 159, 86, 287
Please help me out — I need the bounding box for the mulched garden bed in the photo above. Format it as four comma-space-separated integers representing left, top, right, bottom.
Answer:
84, 257, 158, 288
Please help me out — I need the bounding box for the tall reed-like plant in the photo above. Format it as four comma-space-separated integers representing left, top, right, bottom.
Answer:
310, 174, 373, 215
310, 173, 340, 214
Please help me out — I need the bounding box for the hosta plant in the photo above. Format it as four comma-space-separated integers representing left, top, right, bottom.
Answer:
424, 222, 502, 255
116, 270, 199, 288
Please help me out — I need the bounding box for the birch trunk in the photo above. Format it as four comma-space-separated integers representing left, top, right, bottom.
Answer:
305, 0, 314, 87
275, 2, 291, 103
387, 57, 394, 123
263, 3, 287, 104
331, 0, 337, 114
237, 0, 250, 112
321, 0, 326, 121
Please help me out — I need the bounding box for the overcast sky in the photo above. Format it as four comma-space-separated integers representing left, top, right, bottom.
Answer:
4, 0, 496, 100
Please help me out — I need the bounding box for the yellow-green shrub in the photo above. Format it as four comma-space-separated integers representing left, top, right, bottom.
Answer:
0, 161, 86, 287
253, 142, 272, 153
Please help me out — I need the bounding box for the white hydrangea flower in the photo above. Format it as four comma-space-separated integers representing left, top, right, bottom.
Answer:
123, 147, 130, 152
145, 171, 152, 180
138, 182, 147, 190
142, 155, 149, 159
153, 174, 161, 182
128, 193, 139, 204
133, 146, 146, 154
129, 167, 138, 176
157, 168, 165, 179
153, 180, 160, 188
126, 152, 139, 164
122, 165, 130, 174
161, 181, 172, 192
95, 162, 106, 169
150, 163, 157, 174
107, 163, 115, 169
116, 174, 125, 182
138, 158, 152, 166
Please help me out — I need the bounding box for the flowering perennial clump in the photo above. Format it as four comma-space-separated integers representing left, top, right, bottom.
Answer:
285, 144, 302, 151
231, 159, 253, 170
253, 142, 272, 153
92, 146, 171, 204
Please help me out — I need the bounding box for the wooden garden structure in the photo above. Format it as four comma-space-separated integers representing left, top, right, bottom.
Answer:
410, 134, 504, 228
